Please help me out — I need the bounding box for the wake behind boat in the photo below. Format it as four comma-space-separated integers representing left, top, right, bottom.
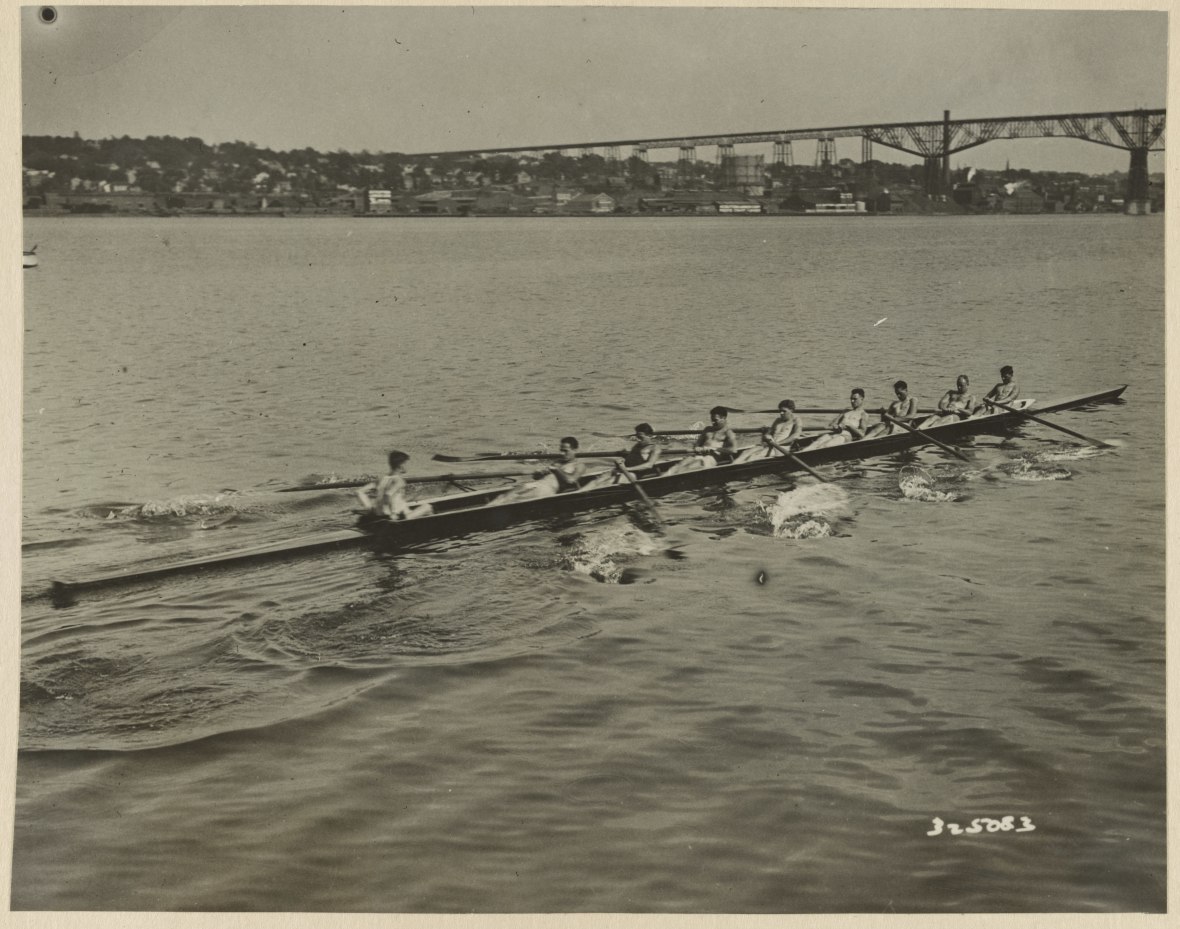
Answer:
23, 246, 39, 269
45, 385, 1126, 601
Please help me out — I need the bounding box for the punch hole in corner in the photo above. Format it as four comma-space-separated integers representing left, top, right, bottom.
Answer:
39, 7, 57, 25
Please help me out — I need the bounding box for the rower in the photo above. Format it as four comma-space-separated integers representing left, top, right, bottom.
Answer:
807, 388, 872, 449
920, 374, 976, 427
623, 423, 663, 469
665, 407, 738, 474
491, 436, 586, 503
355, 450, 433, 520
580, 424, 664, 490
734, 399, 803, 462
975, 365, 1020, 414
864, 380, 919, 438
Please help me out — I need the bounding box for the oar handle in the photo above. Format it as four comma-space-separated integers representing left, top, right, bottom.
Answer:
986, 400, 1114, 448
884, 414, 971, 462
763, 437, 829, 483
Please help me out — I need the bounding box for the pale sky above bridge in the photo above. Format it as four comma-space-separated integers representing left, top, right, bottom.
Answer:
19, 4, 1169, 175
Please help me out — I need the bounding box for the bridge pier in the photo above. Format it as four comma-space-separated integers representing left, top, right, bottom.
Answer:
1125, 147, 1152, 214
923, 156, 943, 196
815, 137, 835, 169
921, 110, 953, 197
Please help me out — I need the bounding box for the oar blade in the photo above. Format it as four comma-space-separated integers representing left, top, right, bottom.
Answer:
989, 400, 1115, 449
615, 463, 664, 529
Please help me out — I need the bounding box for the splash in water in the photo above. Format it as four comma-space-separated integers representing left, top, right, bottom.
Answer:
88, 493, 244, 527
564, 525, 660, 583
1024, 446, 1103, 463
757, 483, 849, 538
898, 465, 960, 502
999, 459, 1073, 482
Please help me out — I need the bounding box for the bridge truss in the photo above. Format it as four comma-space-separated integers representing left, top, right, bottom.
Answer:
410, 108, 1165, 205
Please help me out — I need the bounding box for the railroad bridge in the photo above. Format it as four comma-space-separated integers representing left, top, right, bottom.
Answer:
411, 108, 1166, 212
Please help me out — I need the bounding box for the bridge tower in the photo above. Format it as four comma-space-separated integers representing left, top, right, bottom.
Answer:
772, 140, 794, 166
678, 146, 696, 184
815, 137, 836, 170
716, 143, 735, 164
633, 146, 649, 163
1127, 147, 1150, 213
1123, 109, 1157, 214
605, 146, 621, 164
861, 137, 872, 163
922, 110, 953, 198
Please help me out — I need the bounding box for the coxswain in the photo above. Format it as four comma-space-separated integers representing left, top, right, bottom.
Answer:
355, 450, 433, 520
734, 399, 804, 462
864, 380, 919, 438
808, 388, 872, 449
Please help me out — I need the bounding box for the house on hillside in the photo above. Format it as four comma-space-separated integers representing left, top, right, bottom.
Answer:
414, 190, 460, 214
561, 192, 616, 214
638, 191, 720, 214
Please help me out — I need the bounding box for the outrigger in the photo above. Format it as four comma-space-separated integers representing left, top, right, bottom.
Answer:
45, 386, 1126, 601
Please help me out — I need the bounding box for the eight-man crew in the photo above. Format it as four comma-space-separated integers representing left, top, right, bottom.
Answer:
372, 367, 1022, 519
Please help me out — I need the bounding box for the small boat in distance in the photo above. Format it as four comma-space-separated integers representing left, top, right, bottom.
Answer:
23, 245, 39, 269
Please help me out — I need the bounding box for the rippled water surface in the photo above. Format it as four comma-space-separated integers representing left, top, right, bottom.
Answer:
15, 214, 1165, 912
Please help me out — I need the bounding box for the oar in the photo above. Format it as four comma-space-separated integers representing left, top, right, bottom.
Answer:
762, 436, 830, 483
730, 405, 936, 416
277, 470, 536, 492
986, 399, 1116, 448
728, 405, 862, 416
432, 450, 629, 463
884, 414, 971, 462
614, 461, 664, 528
589, 427, 765, 439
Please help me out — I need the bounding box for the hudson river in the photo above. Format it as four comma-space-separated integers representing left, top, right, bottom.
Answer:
15, 213, 1165, 912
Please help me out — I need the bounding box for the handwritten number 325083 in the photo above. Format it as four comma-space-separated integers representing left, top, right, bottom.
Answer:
928, 816, 1035, 836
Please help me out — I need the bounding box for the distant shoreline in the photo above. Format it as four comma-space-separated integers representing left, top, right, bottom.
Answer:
23, 209, 1156, 220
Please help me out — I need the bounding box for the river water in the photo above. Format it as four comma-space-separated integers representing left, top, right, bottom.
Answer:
14, 213, 1165, 913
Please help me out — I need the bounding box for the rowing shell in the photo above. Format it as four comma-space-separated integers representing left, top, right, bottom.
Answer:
46, 386, 1126, 599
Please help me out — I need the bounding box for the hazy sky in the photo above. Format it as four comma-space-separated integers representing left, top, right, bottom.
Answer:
20, 5, 1169, 173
